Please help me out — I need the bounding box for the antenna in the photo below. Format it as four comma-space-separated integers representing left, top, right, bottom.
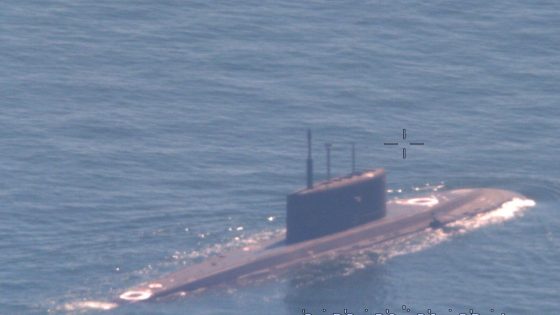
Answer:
306, 130, 313, 189
325, 143, 332, 180
351, 142, 355, 173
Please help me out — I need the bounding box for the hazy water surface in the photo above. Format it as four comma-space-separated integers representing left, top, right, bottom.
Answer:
1, 1, 559, 314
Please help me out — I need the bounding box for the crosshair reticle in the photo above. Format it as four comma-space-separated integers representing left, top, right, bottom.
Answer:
384, 129, 424, 159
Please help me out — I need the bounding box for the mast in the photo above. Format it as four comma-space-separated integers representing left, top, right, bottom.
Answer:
306, 130, 313, 189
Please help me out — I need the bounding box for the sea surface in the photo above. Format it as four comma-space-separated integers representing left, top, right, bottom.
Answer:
1, 1, 559, 314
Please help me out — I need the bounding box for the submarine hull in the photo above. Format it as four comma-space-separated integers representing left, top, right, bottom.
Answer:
117, 188, 525, 303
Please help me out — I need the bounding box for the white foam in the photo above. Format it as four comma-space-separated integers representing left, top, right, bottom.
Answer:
62, 300, 118, 311
336, 197, 536, 273
447, 197, 536, 232
387, 198, 534, 260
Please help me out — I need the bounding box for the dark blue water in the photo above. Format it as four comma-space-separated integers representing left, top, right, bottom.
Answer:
1, 1, 559, 314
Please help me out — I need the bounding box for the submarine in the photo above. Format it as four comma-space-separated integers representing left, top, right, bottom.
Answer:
116, 130, 530, 304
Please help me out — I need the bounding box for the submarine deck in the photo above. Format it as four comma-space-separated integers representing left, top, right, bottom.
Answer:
117, 188, 523, 303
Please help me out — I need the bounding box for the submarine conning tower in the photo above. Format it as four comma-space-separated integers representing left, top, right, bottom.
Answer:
286, 131, 387, 244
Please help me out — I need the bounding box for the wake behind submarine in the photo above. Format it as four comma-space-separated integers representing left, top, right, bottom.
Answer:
117, 130, 529, 304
